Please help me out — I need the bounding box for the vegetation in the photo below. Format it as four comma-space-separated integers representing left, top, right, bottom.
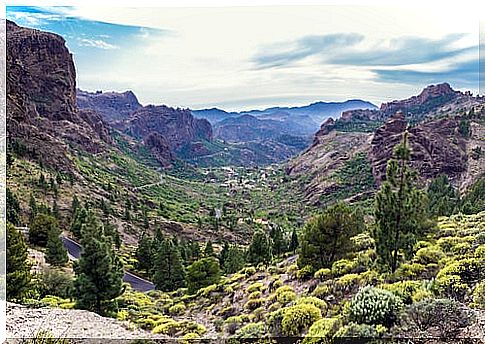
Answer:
298, 202, 364, 270
374, 133, 430, 272
7, 223, 32, 301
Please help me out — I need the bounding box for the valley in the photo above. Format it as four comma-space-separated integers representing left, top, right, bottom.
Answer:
4, 17, 485, 344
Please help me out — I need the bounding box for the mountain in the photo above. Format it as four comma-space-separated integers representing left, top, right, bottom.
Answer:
6, 20, 112, 174
77, 89, 142, 122
193, 99, 377, 135
287, 84, 485, 205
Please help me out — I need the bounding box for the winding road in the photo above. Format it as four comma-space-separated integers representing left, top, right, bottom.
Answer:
61, 236, 155, 292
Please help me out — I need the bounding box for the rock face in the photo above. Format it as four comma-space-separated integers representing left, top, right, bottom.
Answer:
369, 112, 468, 184
6, 20, 112, 172
341, 83, 480, 123
76, 89, 142, 122
122, 105, 212, 152
380, 83, 460, 115
143, 132, 174, 168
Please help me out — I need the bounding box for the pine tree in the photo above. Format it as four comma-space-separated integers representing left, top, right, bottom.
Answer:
427, 174, 458, 216
29, 213, 58, 247
7, 223, 32, 301
136, 232, 155, 274
186, 257, 221, 294
7, 188, 21, 226
270, 224, 287, 256
45, 225, 69, 267
29, 194, 37, 224
289, 228, 299, 254
373, 132, 429, 273
74, 211, 125, 314
247, 229, 272, 265
219, 241, 230, 267
298, 202, 364, 270
52, 200, 60, 220
223, 245, 246, 274
71, 207, 88, 239
204, 240, 215, 257
153, 238, 186, 292
71, 195, 80, 219
104, 222, 121, 249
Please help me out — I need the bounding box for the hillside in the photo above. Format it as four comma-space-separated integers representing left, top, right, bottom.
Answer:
6, 19, 485, 343
288, 84, 485, 206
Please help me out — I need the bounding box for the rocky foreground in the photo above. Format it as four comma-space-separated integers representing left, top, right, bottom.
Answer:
6, 303, 163, 342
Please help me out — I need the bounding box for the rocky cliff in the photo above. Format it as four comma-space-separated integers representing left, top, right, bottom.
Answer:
6, 20, 112, 172
288, 91, 485, 204
120, 105, 212, 152
77, 89, 142, 122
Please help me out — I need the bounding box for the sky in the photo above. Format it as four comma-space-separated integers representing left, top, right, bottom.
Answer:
6, 5, 481, 111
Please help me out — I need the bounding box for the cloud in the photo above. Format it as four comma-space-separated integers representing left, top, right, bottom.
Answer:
254, 33, 475, 69
77, 38, 119, 50
253, 33, 364, 68
372, 59, 479, 87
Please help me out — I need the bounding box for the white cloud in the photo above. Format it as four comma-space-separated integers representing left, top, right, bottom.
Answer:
77, 38, 119, 50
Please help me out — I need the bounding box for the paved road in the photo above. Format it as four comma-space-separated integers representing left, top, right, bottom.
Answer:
61, 236, 155, 293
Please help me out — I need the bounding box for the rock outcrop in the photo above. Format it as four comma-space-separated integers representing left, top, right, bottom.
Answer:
77, 89, 142, 123
122, 105, 212, 151
143, 132, 174, 168
369, 112, 469, 184
6, 20, 112, 172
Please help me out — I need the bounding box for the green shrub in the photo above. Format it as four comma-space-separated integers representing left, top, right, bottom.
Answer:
169, 302, 186, 315
233, 322, 266, 339
244, 298, 265, 310
380, 280, 423, 304
414, 246, 445, 265
394, 262, 426, 279
246, 282, 265, 293
248, 291, 262, 300
331, 259, 355, 277
277, 290, 297, 305
312, 284, 331, 299
40, 268, 73, 299
314, 268, 332, 281
224, 315, 250, 335
400, 298, 471, 339
240, 266, 256, 276
471, 281, 485, 309
297, 297, 327, 312
297, 265, 314, 280
334, 322, 386, 339
335, 273, 361, 292
281, 304, 322, 336
302, 318, 340, 344
348, 286, 403, 327
436, 258, 484, 300
182, 332, 200, 343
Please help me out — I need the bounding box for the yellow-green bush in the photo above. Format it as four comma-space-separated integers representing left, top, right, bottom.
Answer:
233, 322, 266, 339
297, 296, 328, 312
379, 280, 423, 304
472, 281, 485, 309
182, 332, 200, 344
335, 273, 361, 292
280, 304, 322, 336
246, 282, 265, 293
277, 290, 297, 305
314, 268, 332, 281
394, 262, 426, 279
475, 245, 485, 259
169, 302, 186, 315
248, 291, 262, 300
331, 259, 356, 277
414, 246, 445, 265
302, 318, 340, 344
312, 284, 331, 299
334, 322, 387, 339
297, 265, 314, 280
244, 298, 265, 310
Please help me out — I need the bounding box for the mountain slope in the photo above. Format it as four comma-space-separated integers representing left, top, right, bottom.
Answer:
288, 85, 485, 206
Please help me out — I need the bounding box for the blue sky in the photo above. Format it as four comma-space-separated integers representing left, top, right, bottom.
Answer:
6, 5, 480, 111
